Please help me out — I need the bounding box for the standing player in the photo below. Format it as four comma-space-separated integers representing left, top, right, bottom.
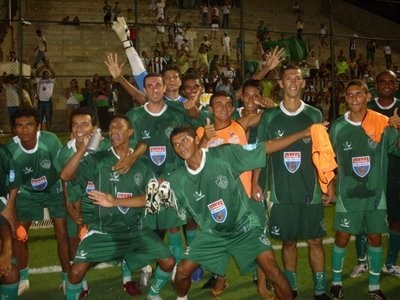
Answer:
254, 64, 332, 299
329, 79, 400, 300
167, 124, 317, 300
63, 115, 175, 300
6, 107, 70, 295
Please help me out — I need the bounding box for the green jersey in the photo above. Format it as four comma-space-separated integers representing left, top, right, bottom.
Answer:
75, 147, 154, 233
6, 131, 62, 200
126, 103, 186, 176
0, 144, 21, 203
257, 101, 323, 205
329, 112, 400, 212
168, 143, 266, 234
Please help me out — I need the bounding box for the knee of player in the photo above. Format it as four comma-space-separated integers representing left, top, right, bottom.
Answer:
176, 261, 196, 279
306, 238, 323, 248
158, 256, 176, 273
68, 264, 86, 284
2, 264, 20, 284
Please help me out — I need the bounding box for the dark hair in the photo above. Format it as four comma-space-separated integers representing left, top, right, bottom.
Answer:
242, 79, 262, 95
143, 72, 164, 87
376, 70, 396, 82
170, 125, 197, 144
279, 64, 302, 79
345, 79, 369, 94
162, 64, 181, 76
209, 90, 231, 106
11, 106, 40, 126
70, 107, 98, 127
110, 115, 133, 129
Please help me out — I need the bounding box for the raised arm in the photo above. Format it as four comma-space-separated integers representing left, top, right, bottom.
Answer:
252, 46, 284, 80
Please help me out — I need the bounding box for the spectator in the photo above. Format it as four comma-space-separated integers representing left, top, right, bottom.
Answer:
221, 2, 231, 28
65, 79, 83, 129
235, 35, 242, 62
35, 62, 55, 131
220, 61, 235, 84
148, 49, 168, 73
0, 74, 20, 123
200, 2, 209, 26
296, 16, 304, 40
112, 1, 121, 21
319, 24, 328, 48
200, 34, 212, 53
307, 50, 320, 79
32, 29, 47, 68
221, 31, 231, 65
9, 50, 18, 62
366, 40, 376, 66
81, 79, 95, 109
156, 0, 165, 19
256, 20, 268, 42
383, 41, 392, 69
349, 35, 357, 61
292, 1, 302, 14
210, 5, 220, 39
102, 0, 112, 30
94, 76, 111, 132
356, 53, 367, 79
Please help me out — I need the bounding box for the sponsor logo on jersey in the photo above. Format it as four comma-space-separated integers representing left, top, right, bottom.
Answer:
208, 199, 227, 223
22, 167, 33, 174
116, 192, 132, 214
86, 181, 95, 192
283, 152, 301, 173
150, 146, 166, 166
31, 176, 48, 190
215, 175, 228, 189
165, 127, 173, 138
9, 170, 15, 182
352, 156, 370, 177
134, 173, 143, 186
302, 137, 311, 144
343, 141, 352, 151
242, 144, 257, 151
228, 132, 240, 144
40, 159, 51, 169
194, 190, 205, 201
368, 139, 378, 149
270, 225, 280, 236
259, 234, 271, 246
275, 130, 284, 137
75, 250, 88, 259
141, 130, 151, 139
340, 218, 350, 228
109, 171, 120, 182
208, 138, 224, 148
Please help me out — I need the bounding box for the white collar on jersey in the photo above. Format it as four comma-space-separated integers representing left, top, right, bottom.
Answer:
144, 102, 167, 116
279, 100, 305, 116
13, 131, 40, 154
185, 148, 208, 175
373, 97, 398, 110
344, 111, 361, 126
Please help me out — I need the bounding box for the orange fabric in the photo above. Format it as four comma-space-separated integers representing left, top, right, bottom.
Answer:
310, 124, 337, 194
197, 121, 252, 197
361, 109, 389, 143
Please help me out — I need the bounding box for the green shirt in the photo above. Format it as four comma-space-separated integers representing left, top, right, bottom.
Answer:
0, 144, 21, 199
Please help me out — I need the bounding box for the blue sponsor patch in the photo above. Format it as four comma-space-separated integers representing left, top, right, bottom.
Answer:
31, 176, 48, 190
283, 152, 301, 173
86, 181, 95, 192
150, 146, 166, 166
208, 199, 227, 223
352, 156, 370, 177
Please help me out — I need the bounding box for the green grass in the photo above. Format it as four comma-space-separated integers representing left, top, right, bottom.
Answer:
18, 206, 400, 300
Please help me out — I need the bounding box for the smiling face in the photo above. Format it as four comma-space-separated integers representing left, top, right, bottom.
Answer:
182, 78, 202, 99
242, 85, 261, 114
210, 95, 234, 123
108, 117, 133, 148
376, 71, 397, 99
71, 114, 95, 143
345, 82, 370, 115
279, 68, 305, 100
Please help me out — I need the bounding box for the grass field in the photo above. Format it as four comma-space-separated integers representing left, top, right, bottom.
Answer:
18, 206, 400, 300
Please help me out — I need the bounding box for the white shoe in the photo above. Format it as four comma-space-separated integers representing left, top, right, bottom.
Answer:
140, 266, 153, 287
381, 264, 400, 277
147, 295, 163, 300
18, 279, 30, 296
349, 263, 368, 278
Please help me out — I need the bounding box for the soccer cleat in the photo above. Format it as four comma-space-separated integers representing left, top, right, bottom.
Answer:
330, 285, 344, 300
368, 289, 386, 300
18, 279, 30, 296
192, 266, 204, 282
140, 268, 152, 287
381, 264, 400, 278
350, 263, 368, 278
314, 293, 331, 300
122, 281, 142, 296
201, 274, 218, 289
147, 294, 163, 300
79, 288, 90, 299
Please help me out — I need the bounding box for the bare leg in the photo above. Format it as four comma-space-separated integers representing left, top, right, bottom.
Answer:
175, 259, 199, 297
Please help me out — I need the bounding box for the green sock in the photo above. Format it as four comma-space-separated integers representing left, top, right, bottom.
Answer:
283, 270, 297, 291
148, 266, 171, 297
0, 282, 18, 300
121, 260, 132, 283
185, 228, 196, 245
385, 230, 400, 266
368, 245, 382, 290
355, 234, 368, 264
66, 279, 82, 300
167, 231, 183, 263
313, 272, 327, 295
332, 244, 346, 285
19, 267, 29, 281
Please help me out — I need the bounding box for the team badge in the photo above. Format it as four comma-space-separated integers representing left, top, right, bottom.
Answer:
9, 170, 15, 182
283, 152, 301, 173
215, 175, 228, 189
150, 146, 166, 166
368, 139, 378, 149
86, 181, 95, 192
31, 176, 48, 190
165, 127, 173, 138
116, 192, 132, 214
208, 199, 227, 223
352, 156, 370, 177
302, 137, 311, 144
40, 159, 51, 169
134, 173, 143, 186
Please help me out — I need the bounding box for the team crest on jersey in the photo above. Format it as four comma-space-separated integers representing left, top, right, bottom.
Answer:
134, 173, 143, 186
352, 156, 370, 177
9, 170, 15, 182
31, 176, 48, 190
150, 146, 166, 166
340, 218, 350, 228
165, 127, 173, 138
141, 130, 151, 139
368, 139, 378, 149
194, 190, 205, 201
208, 199, 227, 223
85, 181, 95, 192
302, 137, 311, 144
40, 159, 51, 169
343, 141, 352, 151
283, 152, 301, 173
215, 175, 228, 189
275, 130, 284, 137
116, 192, 132, 214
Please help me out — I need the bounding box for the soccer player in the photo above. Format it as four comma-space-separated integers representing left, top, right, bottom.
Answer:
254, 64, 332, 299
6, 107, 70, 295
63, 115, 175, 300
167, 124, 316, 300
350, 70, 400, 279
329, 79, 400, 300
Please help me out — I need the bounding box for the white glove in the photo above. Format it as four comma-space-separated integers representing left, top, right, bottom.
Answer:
157, 181, 177, 210
112, 17, 131, 48
145, 179, 161, 216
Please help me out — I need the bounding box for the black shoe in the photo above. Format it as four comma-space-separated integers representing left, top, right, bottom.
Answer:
315, 293, 331, 300
292, 290, 298, 298
330, 285, 344, 300
201, 275, 217, 289
368, 289, 386, 300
